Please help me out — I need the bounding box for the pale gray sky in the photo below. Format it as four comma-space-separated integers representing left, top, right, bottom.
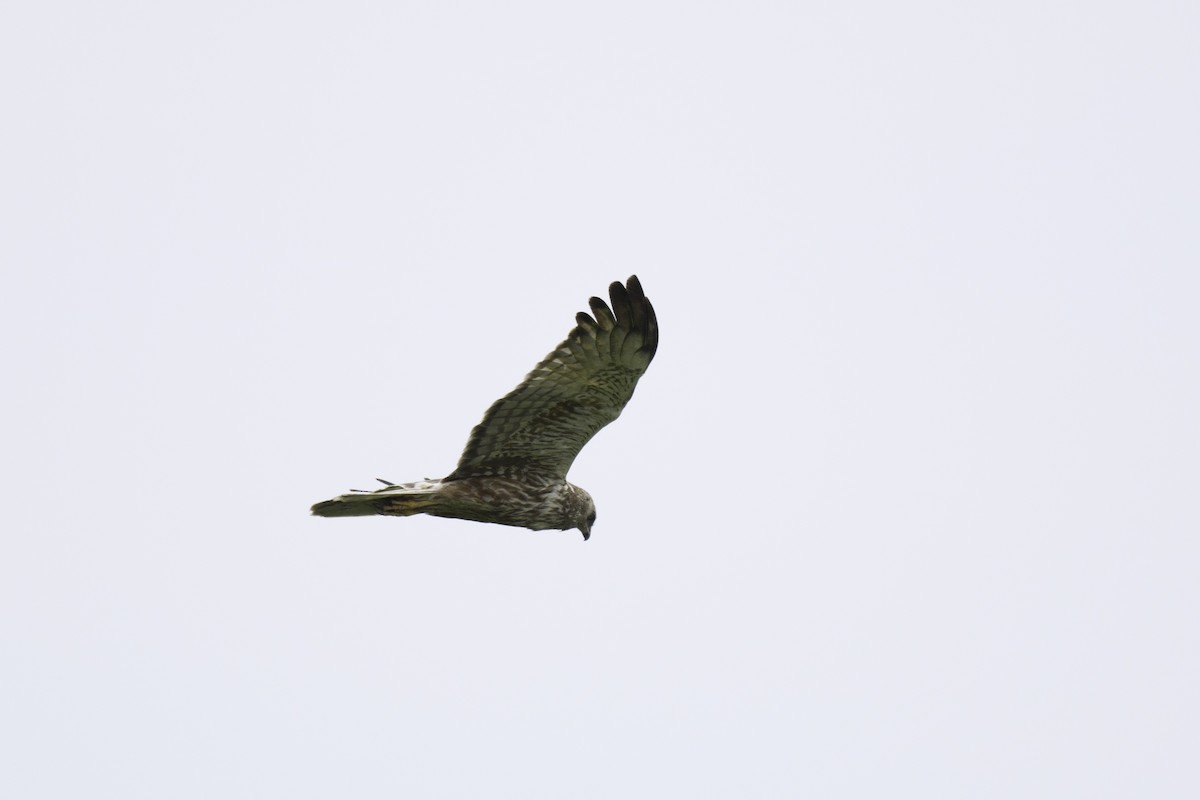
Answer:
2, 1, 1198, 797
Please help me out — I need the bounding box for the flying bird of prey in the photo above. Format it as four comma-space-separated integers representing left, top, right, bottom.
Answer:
311, 276, 658, 540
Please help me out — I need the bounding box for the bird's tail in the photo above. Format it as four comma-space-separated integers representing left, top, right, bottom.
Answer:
311, 480, 443, 518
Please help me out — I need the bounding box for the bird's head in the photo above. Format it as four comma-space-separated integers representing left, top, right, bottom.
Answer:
565, 483, 596, 541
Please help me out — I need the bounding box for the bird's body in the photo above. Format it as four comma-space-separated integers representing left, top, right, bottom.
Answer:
311, 477, 592, 532
311, 276, 657, 540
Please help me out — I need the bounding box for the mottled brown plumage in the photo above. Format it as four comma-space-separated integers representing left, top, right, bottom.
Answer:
311, 276, 658, 540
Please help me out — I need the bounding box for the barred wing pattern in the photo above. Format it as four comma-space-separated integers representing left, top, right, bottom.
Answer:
445, 276, 658, 483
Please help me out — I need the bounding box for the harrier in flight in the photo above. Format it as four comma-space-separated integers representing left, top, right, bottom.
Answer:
311, 276, 658, 540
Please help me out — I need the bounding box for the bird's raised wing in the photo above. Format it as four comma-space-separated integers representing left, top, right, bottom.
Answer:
445, 275, 658, 483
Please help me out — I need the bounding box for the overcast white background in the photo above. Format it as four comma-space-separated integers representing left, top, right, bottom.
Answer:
2, 1, 1197, 797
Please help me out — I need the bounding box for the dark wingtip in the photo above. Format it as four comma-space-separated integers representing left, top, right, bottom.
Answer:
615, 275, 657, 362
608, 279, 634, 328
